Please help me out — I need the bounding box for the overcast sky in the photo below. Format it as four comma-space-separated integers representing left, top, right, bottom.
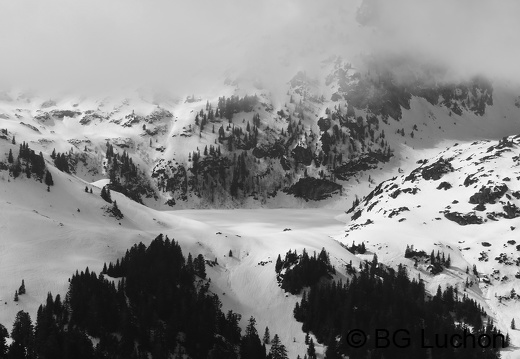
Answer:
0, 0, 519, 95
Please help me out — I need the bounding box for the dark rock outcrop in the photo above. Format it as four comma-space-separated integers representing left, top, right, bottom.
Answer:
469, 184, 508, 205
50, 109, 82, 118
284, 177, 342, 201
444, 211, 483, 225
421, 158, 454, 180
334, 152, 391, 181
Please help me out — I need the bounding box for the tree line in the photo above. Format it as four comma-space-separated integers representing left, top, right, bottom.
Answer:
293, 256, 506, 359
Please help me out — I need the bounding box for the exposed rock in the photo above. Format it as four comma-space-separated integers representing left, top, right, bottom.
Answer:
437, 181, 452, 190
145, 108, 173, 123
34, 112, 51, 122
444, 211, 483, 225
49, 109, 81, 118
20, 122, 41, 133
388, 207, 409, 218
80, 112, 105, 125
469, 184, 508, 205
421, 158, 454, 180
110, 137, 134, 148
463, 174, 479, 187
284, 177, 342, 201
122, 113, 145, 127
334, 152, 391, 181
503, 202, 520, 219
473, 203, 486, 211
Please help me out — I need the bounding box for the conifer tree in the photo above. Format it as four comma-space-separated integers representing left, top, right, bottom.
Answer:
240, 317, 265, 359
194, 254, 206, 279
7, 149, 13, 163
0, 324, 8, 358
10, 310, 34, 359
511, 318, 516, 330
275, 254, 283, 273
111, 201, 123, 219
269, 334, 288, 359
307, 338, 316, 359
101, 186, 112, 203
14, 290, 18, 302
263, 327, 270, 344
18, 280, 25, 295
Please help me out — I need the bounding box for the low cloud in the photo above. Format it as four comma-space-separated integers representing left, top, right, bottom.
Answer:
0, 0, 518, 95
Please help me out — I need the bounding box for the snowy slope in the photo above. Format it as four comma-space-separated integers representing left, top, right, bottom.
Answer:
0, 140, 355, 358
341, 134, 520, 358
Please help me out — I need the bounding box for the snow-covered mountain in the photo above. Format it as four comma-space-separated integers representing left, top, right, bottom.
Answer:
2, 55, 520, 357
343, 134, 520, 357
2, 58, 520, 210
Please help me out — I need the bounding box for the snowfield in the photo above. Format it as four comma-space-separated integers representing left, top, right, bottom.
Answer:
0, 162, 351, 358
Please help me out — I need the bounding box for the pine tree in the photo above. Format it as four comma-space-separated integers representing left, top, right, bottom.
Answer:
7, 149, 13, 163
270, 334, 288, 359
194, 254, 206, 279
229, 250, 233, 257
14, 290, 18, 302
275, 254, 283, 273
18, 280, 25, 295
101, 185, 112, 203
10, 310, 34, 359
85, 186, 89, 193
307, 338, 316, 359
263, 327, 270, 344
240, 317, 265, 359
512, 318, 516, 330
359, 242, 366, 254
11, 136, 15, 145
110, 201, 123, 219
0, 324, 8, 358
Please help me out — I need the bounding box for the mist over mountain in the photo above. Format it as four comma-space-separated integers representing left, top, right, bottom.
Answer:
2, 1, 520, 358
2, 0, 519, 96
